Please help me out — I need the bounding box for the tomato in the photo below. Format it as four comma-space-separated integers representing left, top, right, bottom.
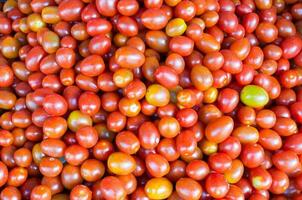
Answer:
269, 168, 289, 194
249, 166, 272, 190
176, 178, 202, 200
205, 173, 229, 199
208, 153, 232, 173
272, 150, 300, 173
241, 144, 265, 168
281, 35, 302, 59
145, 178, 173, 199
205, 116, 234, 143
240, 85, 269, 108
217, 88, 239, 113
146, 153, 170, 177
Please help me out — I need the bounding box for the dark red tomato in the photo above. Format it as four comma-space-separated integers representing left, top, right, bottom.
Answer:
138, 121, 160, 149
156, 138, 180, 161
272, 150, 300, 173
217, 88, 239, 113
218, 136, 242, 159
290, 102, 302, 123
202, 51, 224, 71
284, 133, 302, 154
281, 35, 302, 59
81, 3, 101, 22
218, 11, 239, 33
235, 64, 255, 86
154, 66, 179, 89
240, 144, 265, 168
242, 12, 259, 33
253, 73, 281, 100
25, 46, 46, 72
205, 173, 229, 199
117, 16, 139, 37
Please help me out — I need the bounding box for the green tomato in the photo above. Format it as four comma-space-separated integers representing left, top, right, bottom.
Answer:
240, 85, 269, 108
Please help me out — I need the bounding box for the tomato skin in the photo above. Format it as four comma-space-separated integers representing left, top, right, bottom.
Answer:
258, 129, 282, 151
95, 0, 118, 17
269, 168, 289, 194
283, 133, 302, 154
218, 11, 239, 33
86, 19, 112, 36
115, 46, 145, 69
273, 117, 297, 137
138, 121, 160, 149
240, 144, 265, 168
176, 178, 202, 200
191, 65, 213, 91
58, 2, 83, 22
217, 88, 239, 113
205, 116, 234, 143
242, 12, 259, 33
281, 35, 302, 59
290, 102, 302, 123
176, 130, 197, 156
208, 153, 232, 173
145, 153, 170, 178
205, 173, 229, 199
249, 166, 272, 190
154, 66, 179, 89
272, 150, 300, 174
169, 36, 194, 57
141, 8, 169, 30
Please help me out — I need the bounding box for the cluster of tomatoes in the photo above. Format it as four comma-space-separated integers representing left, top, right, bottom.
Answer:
1, 0, 302, 199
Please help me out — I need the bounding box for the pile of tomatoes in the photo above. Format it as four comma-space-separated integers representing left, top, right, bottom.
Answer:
1, 0, 302, 199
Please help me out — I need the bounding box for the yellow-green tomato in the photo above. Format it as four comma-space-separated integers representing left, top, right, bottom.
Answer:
240, 85, 269, 108
145, 177, 173, 199
166, 18, 187, 37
